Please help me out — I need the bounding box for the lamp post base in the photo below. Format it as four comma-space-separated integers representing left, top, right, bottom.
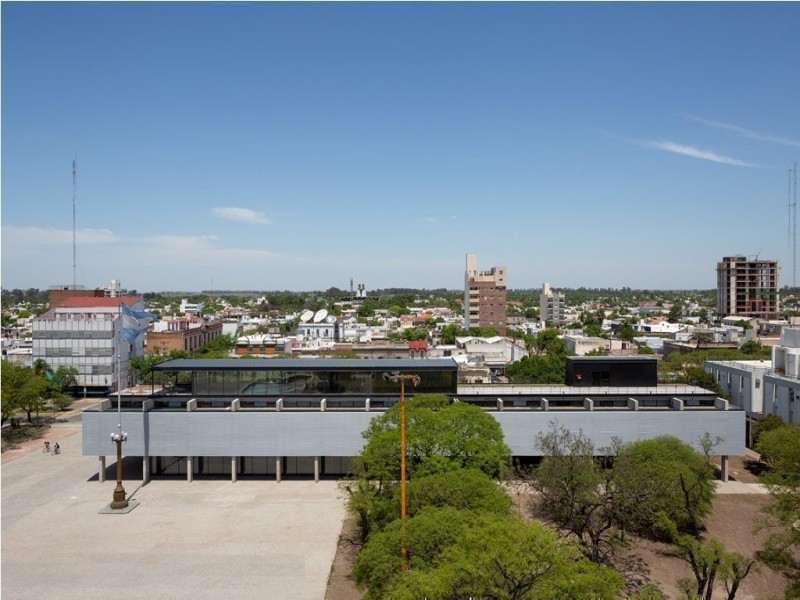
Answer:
110, 483, 128, 510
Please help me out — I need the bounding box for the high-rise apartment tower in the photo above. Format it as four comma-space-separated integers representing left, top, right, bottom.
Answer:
540, 282, 566, 326
464, 253, 507, 335
716, 256, 780, 319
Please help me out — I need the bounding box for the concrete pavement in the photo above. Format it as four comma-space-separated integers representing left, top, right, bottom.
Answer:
2, 424, 347, 600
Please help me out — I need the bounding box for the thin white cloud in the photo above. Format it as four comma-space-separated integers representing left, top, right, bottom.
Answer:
2, 226, 121, 245
644, 140, 759, 168
683, 114, 800, 149
423, 217, 436, 224
212, 207, 270, 225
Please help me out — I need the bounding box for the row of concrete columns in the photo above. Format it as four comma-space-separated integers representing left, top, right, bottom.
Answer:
99, 453, 731, 483
184, 456, 322, 483
101, 455, 324, 484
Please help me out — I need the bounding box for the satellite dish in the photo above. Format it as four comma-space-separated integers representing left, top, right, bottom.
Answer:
300, 310, 314, 323
313, 309, 328, 323
326, 315, 336, 323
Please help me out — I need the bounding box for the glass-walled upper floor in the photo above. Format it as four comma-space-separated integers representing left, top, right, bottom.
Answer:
150, 358, 460, 398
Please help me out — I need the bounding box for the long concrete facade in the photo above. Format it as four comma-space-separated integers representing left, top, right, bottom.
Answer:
83, 403, 744, 458
83, 358, 746, 483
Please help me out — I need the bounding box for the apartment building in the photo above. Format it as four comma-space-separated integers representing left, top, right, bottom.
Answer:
716, 256, 780, 319
32, 296, 147, 393
539, 282, 566, 325
706, 327, 800, 443
464, 253, 507, 335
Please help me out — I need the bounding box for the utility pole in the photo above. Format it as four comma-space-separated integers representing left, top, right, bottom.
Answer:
384, 373, 420, 574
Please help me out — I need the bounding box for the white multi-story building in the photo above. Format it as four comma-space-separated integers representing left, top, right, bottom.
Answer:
32, 296, 148, 392
539, 282, 566, 326
179, 299, 204, 316
706, 327, 800, 442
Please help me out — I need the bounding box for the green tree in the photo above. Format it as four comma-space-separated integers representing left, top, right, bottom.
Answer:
756, 422, 800, 597
505, 354, 567, 384
638, 346, 655, 355
659, 519, 756, 600
1, 361, 48, 423
616, 322, 636, 342
50, 366, 78, 393
614, 436, 716, 539
532, 424, 618, 562
195, 334, 234, 357
342, 394, 511, 541
386, 512, 623, 600
669, 301, 684, 322
752, 414, 786, 450
440, 323, 463, 345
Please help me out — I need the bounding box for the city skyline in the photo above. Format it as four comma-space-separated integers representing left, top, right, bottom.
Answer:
2, 3, 799, 292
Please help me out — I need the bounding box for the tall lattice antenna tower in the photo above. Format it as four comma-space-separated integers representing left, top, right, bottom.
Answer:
72, 159, 77, 289
791, 162, 798, 288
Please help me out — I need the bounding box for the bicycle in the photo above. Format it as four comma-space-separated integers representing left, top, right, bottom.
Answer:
51, 444, 61, 455
42, 442, 51, 454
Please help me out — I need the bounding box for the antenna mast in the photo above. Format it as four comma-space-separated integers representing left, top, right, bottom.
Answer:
72, 159, 77, 290
791, 162, 798, 289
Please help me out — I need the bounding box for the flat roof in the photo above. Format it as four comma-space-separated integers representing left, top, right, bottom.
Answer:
152, 358, 459, 372
566, 356, 657, 362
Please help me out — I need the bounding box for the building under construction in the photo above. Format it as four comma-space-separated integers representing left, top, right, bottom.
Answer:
716, 256, 780, 319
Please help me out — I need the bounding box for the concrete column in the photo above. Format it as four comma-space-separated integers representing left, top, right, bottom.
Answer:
275, 458, 282, 483
143, 456, 150, 485
496, 398, 504, 411
276, 398, 283, 411
98, 456, 106, 483
720, 455, 729, 482
187, 457, 194, 482
314, 456, 320, 483
714, 398, 729, 410
320, 398, 327, 412
540, 398, 549, 411
187, 399, 197, 411
365, 398, 371, 412
584, 398, 594, 411
670, 397, 684, 411
627, 398, 639, 411
231, 457, 238, 482
231, 398, 240, 411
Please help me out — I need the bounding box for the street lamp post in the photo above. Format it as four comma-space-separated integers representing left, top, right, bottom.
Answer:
110, 431, 128, 509
384, 373, 420, 575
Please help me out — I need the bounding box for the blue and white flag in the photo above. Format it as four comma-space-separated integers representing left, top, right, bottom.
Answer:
121, 303, 156, 342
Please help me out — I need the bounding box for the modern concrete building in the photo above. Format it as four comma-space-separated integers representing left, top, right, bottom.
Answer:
706, 327, 800, 443
540, 282, 566, 326
716, 256, 780, 319
82, 358, 744, 484
32, 296, 148, 393
464, 253, 507, 335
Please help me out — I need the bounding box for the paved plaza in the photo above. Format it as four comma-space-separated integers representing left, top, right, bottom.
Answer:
2, 424, 347, 600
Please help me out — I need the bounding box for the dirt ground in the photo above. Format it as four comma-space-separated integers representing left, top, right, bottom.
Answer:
325, 513, 364, 600
2, 423, 77, 464
614, 493, 787, 600
328, 462, 789, 600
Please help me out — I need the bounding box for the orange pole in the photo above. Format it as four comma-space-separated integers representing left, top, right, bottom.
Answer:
400, 378, 407, 574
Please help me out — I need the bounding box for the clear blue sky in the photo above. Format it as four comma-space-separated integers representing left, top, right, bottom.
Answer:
2, 2, 799, 292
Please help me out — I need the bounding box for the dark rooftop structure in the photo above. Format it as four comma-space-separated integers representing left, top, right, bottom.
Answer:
566, 356, 658, 387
